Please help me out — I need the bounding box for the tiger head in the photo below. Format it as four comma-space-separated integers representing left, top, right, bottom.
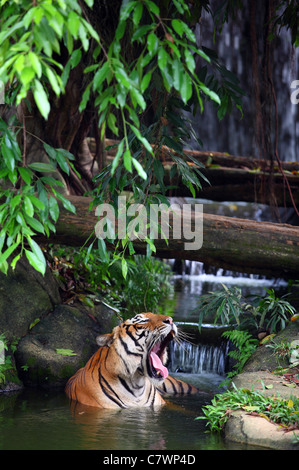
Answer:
96, 312, 177, 387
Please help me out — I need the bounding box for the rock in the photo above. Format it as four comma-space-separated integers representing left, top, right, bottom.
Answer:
242, 321, 299, 372
0, 255, 118, 390
224, 321, 299, 450
0, 257, 61, 391
290, 340, 299, 366
225, 410, 299, 450
230, 370, 299, 399
0, 257, 61, 343
15, 302, 116, 389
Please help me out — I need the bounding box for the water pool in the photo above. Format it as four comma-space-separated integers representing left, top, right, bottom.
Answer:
0, 373, 261, 451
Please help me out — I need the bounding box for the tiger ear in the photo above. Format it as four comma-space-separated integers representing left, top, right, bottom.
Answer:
96, 333, 113, 347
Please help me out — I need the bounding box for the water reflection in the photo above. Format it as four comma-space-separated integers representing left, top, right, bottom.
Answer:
0, 387, 228, 450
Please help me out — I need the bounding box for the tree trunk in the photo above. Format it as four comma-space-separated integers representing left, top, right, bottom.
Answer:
41, 195, 299, 279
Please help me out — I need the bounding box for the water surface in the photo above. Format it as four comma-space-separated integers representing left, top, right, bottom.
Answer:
0, 375, 256, 451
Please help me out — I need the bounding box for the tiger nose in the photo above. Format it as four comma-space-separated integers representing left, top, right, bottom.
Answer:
163, 317, 173, 324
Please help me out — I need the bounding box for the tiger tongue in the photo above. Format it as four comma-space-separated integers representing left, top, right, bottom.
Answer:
150, 352, 168, 378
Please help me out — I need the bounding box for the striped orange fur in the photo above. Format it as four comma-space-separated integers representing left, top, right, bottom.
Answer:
65, 312, 198, 408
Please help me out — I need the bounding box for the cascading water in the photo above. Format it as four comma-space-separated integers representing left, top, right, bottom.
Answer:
169, 339, 230, 376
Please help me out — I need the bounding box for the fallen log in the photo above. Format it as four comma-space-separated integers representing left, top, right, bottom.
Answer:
88, 138, 299, 207
43, 196, 299, 279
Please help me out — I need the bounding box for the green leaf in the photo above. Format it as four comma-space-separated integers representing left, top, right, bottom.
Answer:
79, 83, 91, 112
133, 3, 143, 25
198, 81, 221, 104
29, 318, 40, 330
172, 58, 184, 91
46, 68, 61, 96
54, 192, 76, 214
131, 24, 154, 42
97, 238, 108, 262
111, 139, 124, 175
23, 214, 45, 234
132, 157, 147, 180
181, 72, 192, 103
18, 167, 33, 185
0, 242, 19, 267
48, 196, 59, 222
141, 71, 152, 93
123, 149, 132, 172
129, 124, 153, 154
28, 51, 42, 77
181, 21, 196, 43
28, 195, 45, 211
145, 0, 160, 16
107, 113, 119, 136
67, 11, 80, 38
33, 79, 50, 120
93, 62, 109, 91
20, 67, 35, 86
184, 49, 195, 74
56, 151, 69, 174
25, 241, 46, 275
147, 32, 159, 55
56, 348, 77, 356
28, 162, 56, 172
158, 48, 169, 72
171, 19, 184, 37
10, 194, 22, 211
1, 141, 15, 173
24, 196, 34, 218
121, 257, 128, 279
153, 159, 164, 186
130, 87, 146, 110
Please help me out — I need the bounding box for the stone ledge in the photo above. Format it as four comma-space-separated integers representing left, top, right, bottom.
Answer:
225, 409, 299, 450
224, 370, 299, 450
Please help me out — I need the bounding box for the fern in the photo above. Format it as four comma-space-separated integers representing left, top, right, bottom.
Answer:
222, 330, 258, 382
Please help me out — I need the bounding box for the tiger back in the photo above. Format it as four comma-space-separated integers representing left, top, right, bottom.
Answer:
65, 312, 198, 409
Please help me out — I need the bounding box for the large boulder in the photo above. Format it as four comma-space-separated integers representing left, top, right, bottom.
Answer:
15, 302, 116, 389
0, 257, 61, 391
242, 320, 299, 373
225, 410, 299, 450
0, 256, 117, 391
0, 257, 61, 343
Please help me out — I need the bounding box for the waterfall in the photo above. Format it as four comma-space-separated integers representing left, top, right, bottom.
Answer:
169, 340, 230, 376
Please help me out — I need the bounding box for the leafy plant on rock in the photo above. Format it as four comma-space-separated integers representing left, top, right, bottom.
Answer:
197, 382, 299, 434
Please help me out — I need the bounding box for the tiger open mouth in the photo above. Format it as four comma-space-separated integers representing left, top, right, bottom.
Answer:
147, 331, 175, 380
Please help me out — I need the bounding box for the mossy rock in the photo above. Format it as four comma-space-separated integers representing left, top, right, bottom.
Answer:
15, 303, 116, 389
0, 257, 61, 344
242, 321, 299, 373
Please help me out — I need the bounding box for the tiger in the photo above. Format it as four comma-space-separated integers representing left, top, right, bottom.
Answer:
65, 312, 198, 409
